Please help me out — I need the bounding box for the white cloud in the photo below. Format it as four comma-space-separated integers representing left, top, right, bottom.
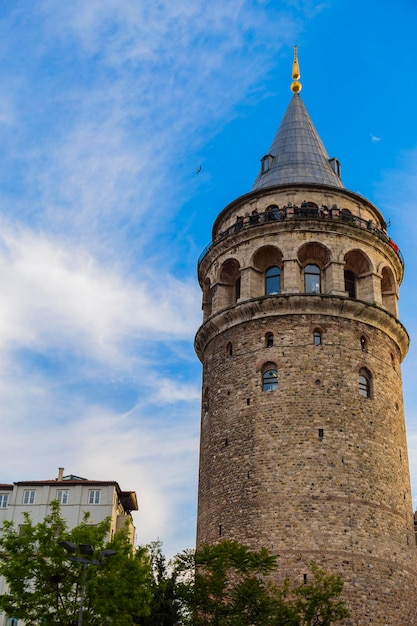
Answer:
0, 222, 199, 361
0, 1, 306, 558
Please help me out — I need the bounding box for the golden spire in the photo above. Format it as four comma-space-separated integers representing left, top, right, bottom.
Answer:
291, 45, 302, 93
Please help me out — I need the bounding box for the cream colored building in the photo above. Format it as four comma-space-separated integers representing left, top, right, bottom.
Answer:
0, 468, 138, 626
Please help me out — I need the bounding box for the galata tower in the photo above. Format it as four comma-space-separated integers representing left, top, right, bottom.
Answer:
195, 48, 417, 624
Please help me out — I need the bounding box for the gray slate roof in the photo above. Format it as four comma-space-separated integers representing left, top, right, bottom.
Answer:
252, 93, 344, 190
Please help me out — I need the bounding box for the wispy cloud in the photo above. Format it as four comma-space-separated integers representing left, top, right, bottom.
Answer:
0, 1, 304, 556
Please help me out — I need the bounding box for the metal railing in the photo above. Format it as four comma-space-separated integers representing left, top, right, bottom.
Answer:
198, 205, 403, 265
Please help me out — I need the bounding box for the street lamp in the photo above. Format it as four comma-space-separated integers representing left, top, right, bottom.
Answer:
58, 541, 117, 626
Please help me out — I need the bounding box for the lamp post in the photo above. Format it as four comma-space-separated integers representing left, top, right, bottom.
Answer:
58, 541, 117, 626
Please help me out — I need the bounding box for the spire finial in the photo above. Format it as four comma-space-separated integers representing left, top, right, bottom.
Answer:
291, 45, 302, 94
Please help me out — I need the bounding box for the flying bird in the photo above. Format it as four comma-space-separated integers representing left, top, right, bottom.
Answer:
195, 165, 202, 174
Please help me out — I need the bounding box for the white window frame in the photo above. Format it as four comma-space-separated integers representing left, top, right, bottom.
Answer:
57, 489, 69, 505
88, 489, 101, 505
0, 493, 9, 508
23, 489, 36, 505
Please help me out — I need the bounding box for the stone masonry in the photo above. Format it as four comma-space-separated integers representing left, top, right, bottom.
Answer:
195, 91, 417, 624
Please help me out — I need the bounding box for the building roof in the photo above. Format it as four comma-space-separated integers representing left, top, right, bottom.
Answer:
13, 474, 138, 511
251, 93, 344, 190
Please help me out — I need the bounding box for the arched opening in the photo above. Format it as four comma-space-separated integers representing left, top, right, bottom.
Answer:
297, 242, 330, 293
218, 258, 241, 307
381, 266, 397, 316
343, 250, 372, 301
226, 342, 233, 357
262, 365, 278, 392
313, 329, 322, 345
359, 368, 372, 399
252, 246, 283, 297
265, 332, 274, 348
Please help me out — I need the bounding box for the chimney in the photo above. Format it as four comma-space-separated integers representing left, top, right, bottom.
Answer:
57, 467, 64, 481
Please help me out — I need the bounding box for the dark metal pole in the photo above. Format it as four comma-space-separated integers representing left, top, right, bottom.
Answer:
77, 561, 88, 626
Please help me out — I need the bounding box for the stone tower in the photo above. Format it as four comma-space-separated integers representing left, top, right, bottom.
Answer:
195, 52, 417, 624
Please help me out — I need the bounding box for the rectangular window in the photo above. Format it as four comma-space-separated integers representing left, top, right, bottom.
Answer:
6, 618, 19, 626
88, 490, 101, 505
23, 490, 36, 505
57, 490, 69, 505
0, 494, 9, 508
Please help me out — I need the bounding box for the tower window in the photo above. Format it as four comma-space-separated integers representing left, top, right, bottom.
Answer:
262, 369, 278, 392
266, 332, 274, 348
360, 336, 367, 352
265, 266, 281, 295
344, 270, 356, 298
313, 330, 322, 345
359, 369, 372, 398
261, 154, 274, 174
304, 264, 321, 293
226, 342, 233, 357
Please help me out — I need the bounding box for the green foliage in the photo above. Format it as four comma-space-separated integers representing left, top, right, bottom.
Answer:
0, 501, 152, 625
0, 513, 349, 626
138, 541, 182, 626
292, 561, 351, 626
174, 541, 350, 626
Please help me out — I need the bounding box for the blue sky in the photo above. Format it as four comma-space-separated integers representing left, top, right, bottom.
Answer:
0, 0, 416, 558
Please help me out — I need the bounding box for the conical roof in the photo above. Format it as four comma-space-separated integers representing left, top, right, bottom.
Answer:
252, 93, 344, 190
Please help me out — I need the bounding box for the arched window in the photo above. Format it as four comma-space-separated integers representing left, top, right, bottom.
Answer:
262, 368, 278, 392
359, 369, 372, 398
226, 342, 233, 357
313, 330, 322, 345
265, 266, 280, 295
304, 264, 321, 293
344, 270, 356, 298
265, 332, 274, 348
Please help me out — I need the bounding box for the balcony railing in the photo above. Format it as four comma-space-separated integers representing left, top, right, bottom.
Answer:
198, 205, 403, 265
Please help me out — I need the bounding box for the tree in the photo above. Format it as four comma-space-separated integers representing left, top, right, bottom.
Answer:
175, 540, 350, 626
292, 561, 350, 626
139, 540, 182, 626
0, 501, 152, 625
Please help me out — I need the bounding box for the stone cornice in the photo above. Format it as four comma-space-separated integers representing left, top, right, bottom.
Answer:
194, 294, 409, 361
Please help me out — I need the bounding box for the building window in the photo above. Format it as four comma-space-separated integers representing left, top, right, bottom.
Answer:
344, 270, 356, 298
261, 154, 273, 174
226, 342, 233, 357
265, 266, 280, 295
57, 490, 69, 505
359, 369, 372, 398
0, 494, 9, 508
304, 264, 321, 293
89, 490, 101, 505
23, 490, 36, 505
262, 369, 278, 392
265, 332, 274, 348
313, 330, 322, 345
360, 336, 367, 352
6, 618, 19, 626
